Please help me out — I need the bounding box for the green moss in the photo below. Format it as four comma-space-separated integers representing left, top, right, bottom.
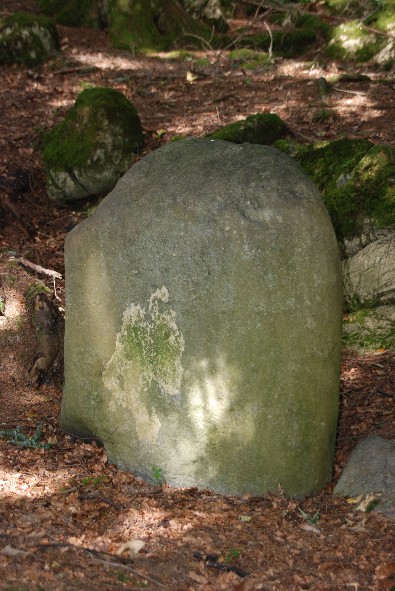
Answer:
38, 0, 100, 27
328, 20, 383, 61
233, 15, 329, 57
0, 12, 60, 66
108, 0, 208, 51
343, 309, 395, 352
274, 139, 395, 241
43, 87, 143, 172
229, 48, 271, 69
209, 113, 286, 145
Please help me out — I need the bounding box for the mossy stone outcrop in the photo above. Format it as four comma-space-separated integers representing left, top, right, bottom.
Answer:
62, 139, 343, 497
274, 139, 395, 243
325, 0, 394, 64
38, 0, 107, 28
274, 138, 395, 348
209, 113, 286, 145
180, 0, 228, 32
0, 12, 60, 66
43, 87, 143, 202
108, 0, 205, 51
328, 21, 381, 61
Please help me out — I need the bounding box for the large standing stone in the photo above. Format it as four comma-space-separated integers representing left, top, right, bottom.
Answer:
61, 139, 343, 497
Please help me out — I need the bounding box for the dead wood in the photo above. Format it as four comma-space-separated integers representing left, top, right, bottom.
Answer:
27, 293, 60, 387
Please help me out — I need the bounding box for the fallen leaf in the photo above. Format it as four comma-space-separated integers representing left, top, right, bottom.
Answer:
186, 71, 198, 83
300, 523, 321, 534
347, 496, 363, 504
117, 539, 145, 556
238, 515, 252, 522
188, 570, 208, 584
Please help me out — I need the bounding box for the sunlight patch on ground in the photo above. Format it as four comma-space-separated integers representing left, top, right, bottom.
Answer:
0, 289, 22, 331
70, 52, 144, 71
0, 465, 70, 499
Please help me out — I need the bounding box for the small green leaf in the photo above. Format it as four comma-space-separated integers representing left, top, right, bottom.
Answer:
238, 515, 252, 522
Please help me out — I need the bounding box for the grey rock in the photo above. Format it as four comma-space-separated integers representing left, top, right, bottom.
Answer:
343, 232, 395, 305
61, 139, 343, 497
334, 436, 395, 518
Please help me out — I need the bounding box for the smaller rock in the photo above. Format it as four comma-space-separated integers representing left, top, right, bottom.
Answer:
334, 436, 395, 518
343, 232, 395, 305
0, 12, 60, 66
180, 0, 228, 31
43, 87, 144, 202
328, 20, 382, 61
209, 113, 286, 145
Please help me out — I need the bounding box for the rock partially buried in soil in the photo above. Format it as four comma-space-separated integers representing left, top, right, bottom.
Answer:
43, 87, 144, 202
334, 436, 395, 519
0, 12, 60, 67
62, 139, 343, 497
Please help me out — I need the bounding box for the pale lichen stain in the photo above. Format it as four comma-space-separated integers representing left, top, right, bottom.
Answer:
102, 287, 184, 445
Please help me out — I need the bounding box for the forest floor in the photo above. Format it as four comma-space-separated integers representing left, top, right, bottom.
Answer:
0, 1, 395, 589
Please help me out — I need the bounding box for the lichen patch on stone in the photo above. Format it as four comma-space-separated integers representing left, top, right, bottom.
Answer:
102, 287, 184, 445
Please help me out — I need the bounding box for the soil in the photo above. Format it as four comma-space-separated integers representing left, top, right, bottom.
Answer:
0, 1, 394, 590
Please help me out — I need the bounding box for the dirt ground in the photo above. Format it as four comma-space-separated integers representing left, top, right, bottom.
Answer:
0, 1, 395, 589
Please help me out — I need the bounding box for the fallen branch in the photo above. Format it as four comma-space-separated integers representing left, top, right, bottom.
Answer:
51, 66, 98, 75
81, 491, 124, 510
27, 293, 61, 387
88, 554, 168, 588
33, 542, 167, 587
14, 257, 62, 279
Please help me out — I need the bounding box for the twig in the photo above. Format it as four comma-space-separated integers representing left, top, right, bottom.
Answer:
264, 20, 274, 58
376, 390, 395, 400
88, 554, 168, 588
81, 491, 124, 510
13, 257, 62, 280
33, 542, 167, 587
333, 87, 367, 96
225, 0, 271, 50
184, 25, 216, 51
51, 66, 97, 75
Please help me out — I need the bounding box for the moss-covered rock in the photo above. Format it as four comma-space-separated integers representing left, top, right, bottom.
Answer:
38, 0, 103, 28
0, 12, 60, 66
108, 0, 207, 51
180, 0, 228, 32
43, 87, 144, 202
209, 113, 286, 145
343, 305, 395, 352
275, 138, 395, 331
328, 20, 383, 61
274, 139, 395, 243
